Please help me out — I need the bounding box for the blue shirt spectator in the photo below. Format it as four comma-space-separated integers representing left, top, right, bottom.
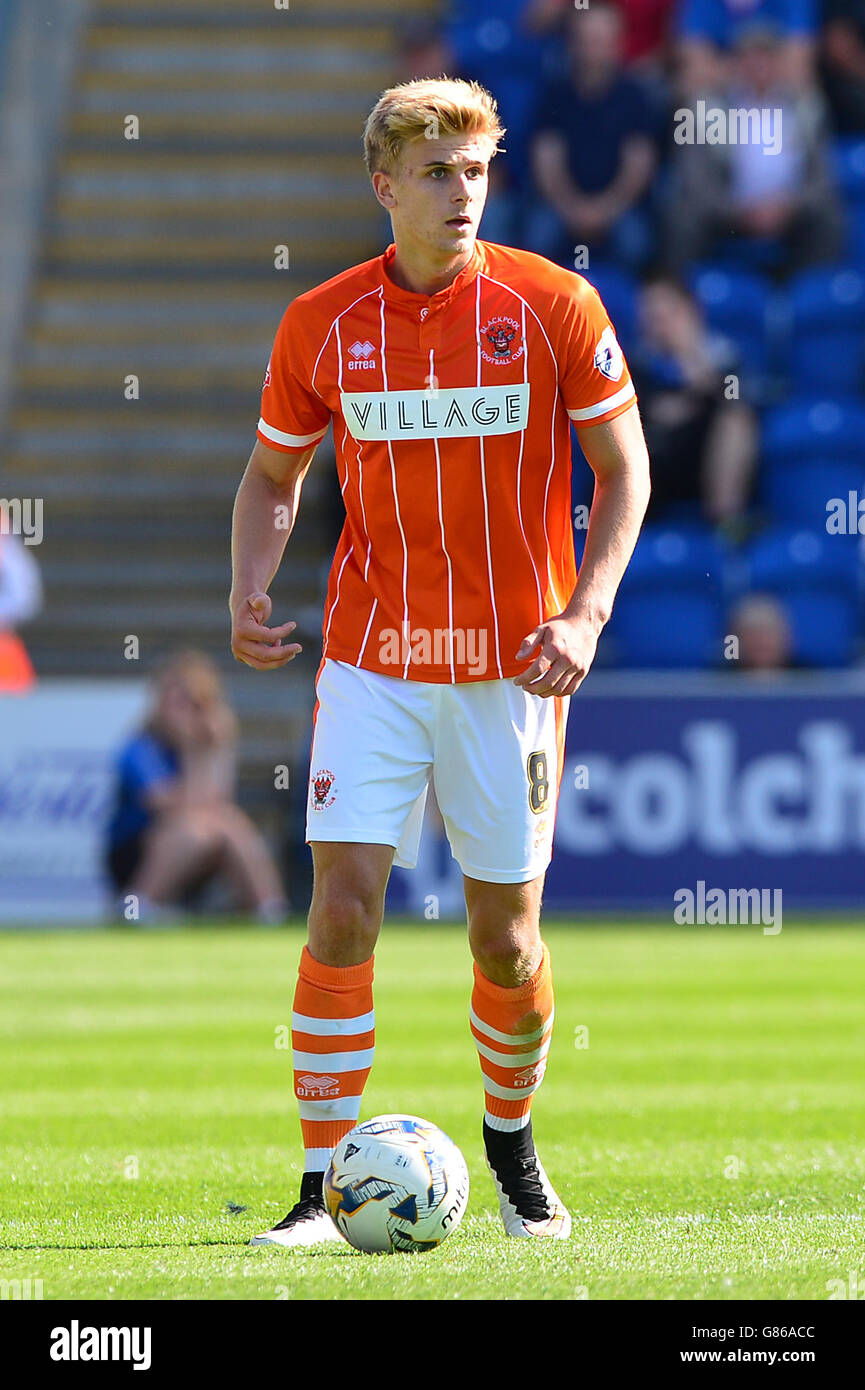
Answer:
106, 731, 179, 848
533, 74, 660, 195
528, 2, 661, 270
103, 650, 287, 921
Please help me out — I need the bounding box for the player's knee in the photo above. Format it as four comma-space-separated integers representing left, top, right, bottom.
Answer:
309, 879, 382, 942
470, 929, 538, 986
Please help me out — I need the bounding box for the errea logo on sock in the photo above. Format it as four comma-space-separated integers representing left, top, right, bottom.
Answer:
513, 1065, 543, 1088
296, 1074, 340, 1097
50, 1321, 152, 1371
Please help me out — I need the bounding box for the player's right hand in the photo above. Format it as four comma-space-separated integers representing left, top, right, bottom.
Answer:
230, 591, 302, 671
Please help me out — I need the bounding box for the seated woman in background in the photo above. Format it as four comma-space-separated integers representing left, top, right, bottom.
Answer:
631, 274, 757, 528
105, 650, 287, 923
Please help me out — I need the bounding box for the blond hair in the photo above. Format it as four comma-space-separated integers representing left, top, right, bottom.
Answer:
363, 77, 505, 176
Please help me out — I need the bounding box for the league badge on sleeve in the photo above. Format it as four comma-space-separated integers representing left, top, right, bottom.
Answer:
593, 326, 624, 382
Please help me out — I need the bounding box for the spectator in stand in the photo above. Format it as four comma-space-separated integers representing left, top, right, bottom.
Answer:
617, 0, 679, 68
0, 521, 42, 693
728, 593, 794, 669
821, 0, 865, 132
529, 1, 661, 270
676, 0, 818, 91
440, 1, 564, 242
665, 21, 841, 273
105, 650, 288, 923
632, 275, 757, 526
396, 18, 452, 81
535, 0, 678, 72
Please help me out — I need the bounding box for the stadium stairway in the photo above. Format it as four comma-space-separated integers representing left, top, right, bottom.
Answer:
3, 0, 437, 864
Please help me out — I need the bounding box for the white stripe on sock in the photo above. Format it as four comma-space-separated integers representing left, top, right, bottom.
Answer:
484, 1111, 531, 1132
304, 1148, 333, 1172
297, 1096, 362, 1121
470, 1005, 554, 1047
292, 1009, 375, 1036
292, 1048, 375, 1072
474, 1036, 550, 1069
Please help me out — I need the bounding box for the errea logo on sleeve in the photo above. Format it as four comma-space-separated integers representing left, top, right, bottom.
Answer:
593, 327, 624, 382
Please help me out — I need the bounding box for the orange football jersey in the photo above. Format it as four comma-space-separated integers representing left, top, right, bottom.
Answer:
257, 240, 636, 683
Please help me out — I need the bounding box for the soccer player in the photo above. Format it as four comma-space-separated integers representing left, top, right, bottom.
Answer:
230, 79, 650, 1245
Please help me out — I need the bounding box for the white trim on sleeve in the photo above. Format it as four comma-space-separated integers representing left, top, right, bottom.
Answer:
567, 381, 635, 423
257, 417, 328, 448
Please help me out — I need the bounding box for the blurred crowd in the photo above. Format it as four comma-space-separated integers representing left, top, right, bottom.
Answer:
398, 0, 865, 671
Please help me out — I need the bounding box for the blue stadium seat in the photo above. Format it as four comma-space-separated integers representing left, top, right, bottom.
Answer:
761, 397, 865, 469
845, 201, 865, 265
606, 525, 728, 668
688, 264, 772, 382
741, 527, 861, 667
833, 137, 865, 202
580, 264, 638, 355
786, 268, 865, 396
762, 460, 865, 528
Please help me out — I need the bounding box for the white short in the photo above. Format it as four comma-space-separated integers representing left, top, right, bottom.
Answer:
305, 658, 570, 884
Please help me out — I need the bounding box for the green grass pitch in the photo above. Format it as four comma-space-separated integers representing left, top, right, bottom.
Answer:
1, 921, 863, 1301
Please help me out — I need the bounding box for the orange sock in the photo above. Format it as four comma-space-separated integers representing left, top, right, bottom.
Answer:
291, 946, 375, 1171
470, 943, 555, 1133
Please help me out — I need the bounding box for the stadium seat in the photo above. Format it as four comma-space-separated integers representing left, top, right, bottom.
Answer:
688, 264, 772, 383
833, 137, 865, 203
762, 460, 865, 528
740, 527, 861, 667
605, 524, 728, 668
761, 397, 865, 469
845, 201, 865, 266
786, 268, 865, 396
580, 263, 638, 355
760, 397, 865, 526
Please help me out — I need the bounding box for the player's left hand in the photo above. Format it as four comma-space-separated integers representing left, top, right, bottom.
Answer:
513, 614, 599, 698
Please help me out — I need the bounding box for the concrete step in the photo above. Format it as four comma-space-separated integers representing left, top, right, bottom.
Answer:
69, 112, 367, 143
73, 86, 373, 120
11, 375, 270, 405
78, 68, 390, 94
50, 211, 377, 242
1, 463, 244, 500
95, 0, 432, 17
59, 152, 373, 202
54, 193, 374, 222
85, 27, 394, 77
42, 232, 381, 273
19, 345, 271, 374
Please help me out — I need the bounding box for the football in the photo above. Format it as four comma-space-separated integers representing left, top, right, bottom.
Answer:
323, 1114, 470, 1253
